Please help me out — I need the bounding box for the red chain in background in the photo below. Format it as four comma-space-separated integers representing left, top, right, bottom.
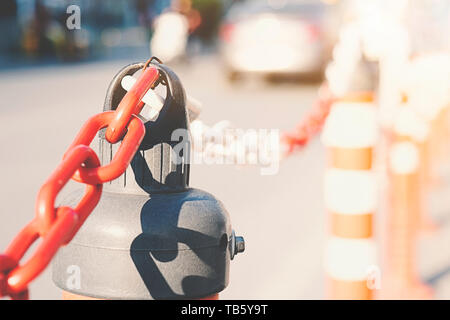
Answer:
282, 83, 335, 155
0, 61, 160, 300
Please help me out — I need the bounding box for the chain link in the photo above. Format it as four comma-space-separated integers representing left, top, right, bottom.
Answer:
105, 65, 159, 144
0, 60, 159, 300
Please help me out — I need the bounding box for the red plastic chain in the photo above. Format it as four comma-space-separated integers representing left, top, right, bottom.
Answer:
105, 63, 159, 143
0, 61, 159, 300
282, 83, 335, 155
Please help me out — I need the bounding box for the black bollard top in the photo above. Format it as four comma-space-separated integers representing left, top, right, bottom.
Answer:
100, 62, 191, 194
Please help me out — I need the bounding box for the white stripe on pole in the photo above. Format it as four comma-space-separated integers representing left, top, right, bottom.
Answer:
389, 142, 420, 174
393, 106, 429, 142
322, 102, 378, 148
324, 169, 377, 215
325, 237, 377, 281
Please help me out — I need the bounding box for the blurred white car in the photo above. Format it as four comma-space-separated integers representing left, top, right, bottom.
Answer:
220, 0, 331, 80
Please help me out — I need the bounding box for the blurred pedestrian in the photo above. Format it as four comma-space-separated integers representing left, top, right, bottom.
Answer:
136, 0, 157, 29
150, 0, 200, 63
191, 0, 222, 44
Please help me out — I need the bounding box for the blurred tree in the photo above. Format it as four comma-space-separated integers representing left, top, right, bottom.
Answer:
0, 0, 20, 55
0, 0, 17, 19
191, 0, 223, 43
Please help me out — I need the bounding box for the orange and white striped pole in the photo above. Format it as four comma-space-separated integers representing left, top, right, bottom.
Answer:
391, 105, 434, 231
402, 53, 450, 190
322, 92, 379, 300
383, 141, 433, 299
428, 105, 450, 169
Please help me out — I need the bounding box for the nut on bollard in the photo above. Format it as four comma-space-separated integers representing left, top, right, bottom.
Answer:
230, 230, 245, 260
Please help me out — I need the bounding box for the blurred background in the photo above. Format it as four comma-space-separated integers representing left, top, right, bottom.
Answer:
0, 0, 341, 68
0, 0, 449, 300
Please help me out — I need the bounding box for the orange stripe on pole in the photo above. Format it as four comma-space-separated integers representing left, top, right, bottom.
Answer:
196, 294, 219, 300
336, 92, 375, 103
383, 141, 433, 299
390, 173, 421, 229
62, 291, 220, 300
331, 213, 373, 238
329, 147, 373, 170
387, 172, 420, 287
328, 278, 373, 300
62, 291, 99, 300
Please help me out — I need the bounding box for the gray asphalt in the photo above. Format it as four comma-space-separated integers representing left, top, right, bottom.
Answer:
0, 54, 448, 299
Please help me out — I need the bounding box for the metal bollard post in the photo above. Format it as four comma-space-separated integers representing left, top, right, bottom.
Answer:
52, 62, 244, 300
